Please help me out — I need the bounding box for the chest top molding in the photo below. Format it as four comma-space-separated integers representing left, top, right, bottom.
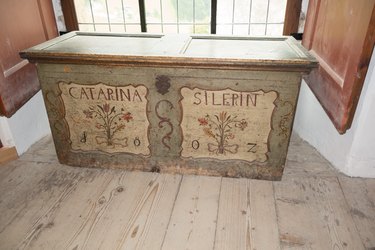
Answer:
20, 31, 317, 72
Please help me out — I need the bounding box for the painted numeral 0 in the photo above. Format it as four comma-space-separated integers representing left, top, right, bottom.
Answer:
134, 137, 141, 147
192, 140, 200, 150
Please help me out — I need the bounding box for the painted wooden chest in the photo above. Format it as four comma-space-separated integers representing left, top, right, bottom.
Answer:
21, 32, 317, 180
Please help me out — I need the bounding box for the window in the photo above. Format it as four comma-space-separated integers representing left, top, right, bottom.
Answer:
144, 0, 211, 34
216, 0, 286, 36
70, 0, 288, 35
74, 0, 142, 32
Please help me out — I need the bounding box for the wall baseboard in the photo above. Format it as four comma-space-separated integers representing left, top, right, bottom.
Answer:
0, 147, 18, 165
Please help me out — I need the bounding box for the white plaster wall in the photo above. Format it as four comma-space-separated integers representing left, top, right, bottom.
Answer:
345, 53, 375, 177
294, 50, 375, 178
51, 0, 66, 32
0, 91, 51, 155
0, 117, 14, 147
298, 0, 309, 33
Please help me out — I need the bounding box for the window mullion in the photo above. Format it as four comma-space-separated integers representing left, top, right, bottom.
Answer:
138, 0, 147, 32
160, 0, 164, 32
104, 0, 111, 31
120, 0, 127, 32
265, 0, 271, 35
231, 0, 236, 34
211, 0, 217, 34
88, 0, 96, 31
177, 0, 180, 33
248, 0, 253, 35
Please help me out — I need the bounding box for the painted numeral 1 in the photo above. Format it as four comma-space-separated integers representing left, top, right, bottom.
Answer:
80, 131, 87, 143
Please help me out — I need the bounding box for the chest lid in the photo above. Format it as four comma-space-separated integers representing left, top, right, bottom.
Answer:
20, 31, 317, 72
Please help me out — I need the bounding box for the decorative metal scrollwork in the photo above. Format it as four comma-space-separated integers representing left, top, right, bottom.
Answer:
155, 75, 171, 95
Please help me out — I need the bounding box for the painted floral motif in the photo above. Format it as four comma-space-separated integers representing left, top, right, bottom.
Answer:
83, 103, 133, 147
198, 111, 248, 155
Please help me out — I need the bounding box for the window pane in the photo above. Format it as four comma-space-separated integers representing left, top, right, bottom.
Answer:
216, 24, 232, 35
145, 0, 161, 23
78, 24, 95, 31
233, 24, 248, 35
126, 24, 142, 32
111, 24, 126, 32
74, 0, 94, 23
195, 0, 211, 23
217, 0, 233, 24
233, 0, 251, 23
91, 0, 109, 23
124, 0, 141, 23
194, 24, 209, 34
162, 0, 177, 23
178, 0, 193, 23
250, 0, 268, 23
95, 24, 111, 32
107, 0, 124, 23
163, 24, 178, 33
266, 24, 283, 36
249, 24, 266, 36
179, 24, 194, 33
267, 0, 286, 23
147, 24, 163, 33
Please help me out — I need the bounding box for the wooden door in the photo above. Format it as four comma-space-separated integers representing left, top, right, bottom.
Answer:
0, 0, 58, 117
302, 0, 375, 133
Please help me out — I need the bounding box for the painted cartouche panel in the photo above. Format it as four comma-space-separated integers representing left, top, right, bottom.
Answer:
180, 87, 278, 162
59, 82, 150, 155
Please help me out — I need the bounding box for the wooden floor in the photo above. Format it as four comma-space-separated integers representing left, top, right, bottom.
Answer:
0, 133, 374, 250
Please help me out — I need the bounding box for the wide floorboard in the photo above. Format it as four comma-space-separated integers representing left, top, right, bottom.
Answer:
0, 133, 374, 250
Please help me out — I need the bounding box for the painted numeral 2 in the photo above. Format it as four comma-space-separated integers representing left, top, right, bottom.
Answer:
247, 143, 257, 153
